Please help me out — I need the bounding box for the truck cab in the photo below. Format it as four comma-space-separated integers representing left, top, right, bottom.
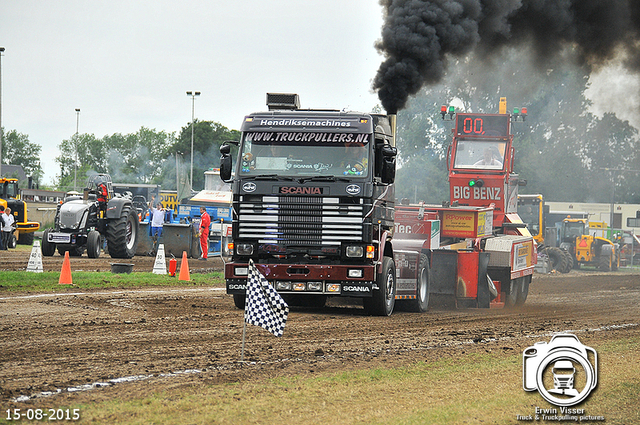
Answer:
220, 93, 398, 315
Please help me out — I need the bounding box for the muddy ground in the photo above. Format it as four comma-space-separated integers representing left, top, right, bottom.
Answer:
1, 249, 639, 409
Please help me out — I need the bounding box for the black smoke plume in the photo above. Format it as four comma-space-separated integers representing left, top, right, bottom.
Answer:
374, 0, 640, 114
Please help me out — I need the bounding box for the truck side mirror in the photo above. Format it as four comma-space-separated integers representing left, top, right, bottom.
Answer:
220, 144, 232, 182
381, 145, 397, 184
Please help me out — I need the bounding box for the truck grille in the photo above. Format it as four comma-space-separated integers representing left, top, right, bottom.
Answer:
238, 196, 364, 246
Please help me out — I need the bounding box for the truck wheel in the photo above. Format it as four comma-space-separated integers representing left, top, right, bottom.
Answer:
233, 294, 246, 309
17, 232, 35, 245
86, 230, 102, 258
403, 254, 430, 313
107, 204, 139, 259
364, 256, 396, 316
505, 277, 523, 308
516, 275, 531, 306
41, 230, 56, 256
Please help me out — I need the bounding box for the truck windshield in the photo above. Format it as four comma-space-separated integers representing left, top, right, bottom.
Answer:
238, 132, 370, 178
518, 203, 540, 236
453, 140, 506, 170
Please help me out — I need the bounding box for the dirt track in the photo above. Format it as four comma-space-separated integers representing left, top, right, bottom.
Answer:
1, 249, 639, 409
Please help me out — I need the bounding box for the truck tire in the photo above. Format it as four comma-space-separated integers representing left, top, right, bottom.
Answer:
398, 254, 430, 313
516, 275, 531, 306
233, 294, 246, 309
41, 230, 56, 257
106, 204, 139, 259
17, 232, 35, 245
86, 230, 102, 258
505, 277, 526, 308
363, 256, 396, 316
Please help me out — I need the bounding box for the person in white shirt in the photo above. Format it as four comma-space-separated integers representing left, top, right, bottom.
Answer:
2, 207, 15, 249
150, 204, 165, 238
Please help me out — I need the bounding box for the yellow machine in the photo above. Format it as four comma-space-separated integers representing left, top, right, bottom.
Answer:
517, 194, 573, 273
560, 217, 620, 271
0, 177, 40, 245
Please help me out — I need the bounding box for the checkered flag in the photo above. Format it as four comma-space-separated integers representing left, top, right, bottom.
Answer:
244, 259, 289, 337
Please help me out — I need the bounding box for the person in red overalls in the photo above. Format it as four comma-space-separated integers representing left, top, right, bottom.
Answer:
96, 181, 109, 217
198, 206, 210, 260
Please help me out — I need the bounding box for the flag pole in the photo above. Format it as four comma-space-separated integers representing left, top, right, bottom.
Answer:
240, 315, 247, 363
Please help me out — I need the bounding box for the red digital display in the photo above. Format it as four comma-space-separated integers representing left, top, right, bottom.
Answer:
455, 114, 509, 137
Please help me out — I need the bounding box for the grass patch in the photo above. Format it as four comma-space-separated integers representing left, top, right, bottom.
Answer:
0, 271, 224, 293
44, 336, 639, 425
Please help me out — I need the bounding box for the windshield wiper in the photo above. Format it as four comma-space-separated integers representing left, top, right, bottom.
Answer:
244, 174, 295, 181
298, 176, 351, 183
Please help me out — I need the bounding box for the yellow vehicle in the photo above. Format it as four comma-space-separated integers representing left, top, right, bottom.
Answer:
518, 194, 573, 272
0, 177, 40, 245
560, 217, 620, 271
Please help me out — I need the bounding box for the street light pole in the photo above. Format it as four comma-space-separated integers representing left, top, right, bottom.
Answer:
186, 91, 200, 190
0, 47, 5, 178
74, 108, 80, 191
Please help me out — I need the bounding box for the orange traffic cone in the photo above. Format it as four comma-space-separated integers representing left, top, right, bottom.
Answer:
58, 251, 73, 285
178, 251, 190, 281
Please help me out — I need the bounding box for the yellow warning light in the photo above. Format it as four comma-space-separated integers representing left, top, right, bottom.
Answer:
499, 97, 507, 114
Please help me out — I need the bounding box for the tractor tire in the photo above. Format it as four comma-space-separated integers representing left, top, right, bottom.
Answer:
106, 204, 139, 259
17, 232, 35, 245
545, 247, 568, 272
41, 230, 56, 257
598, 244, 615, 271
560, 250, 574, 273
86, 230, 102, 258
397, 254, 430, 312
363, 256, 396, 316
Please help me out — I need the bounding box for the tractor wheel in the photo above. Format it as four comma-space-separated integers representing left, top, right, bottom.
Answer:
545, 247, 568, 272
398, 254, 430, 312
598, 244, 615, 271
17, 232, 35, 245
86, 230, 102, 258
106, 204, 139, 259
41, 230, 56, 257
560, 250, 574, 273
8, 234, 17, 249
363, 256, 396, 316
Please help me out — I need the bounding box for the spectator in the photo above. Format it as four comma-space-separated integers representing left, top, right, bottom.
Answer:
2, 207, 14, 249
0, 206, 5, 250
150, 203, 165, 238
198, 207, 211, 261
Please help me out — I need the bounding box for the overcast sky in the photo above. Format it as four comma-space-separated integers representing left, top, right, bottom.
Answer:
1, 1, 638, 186
0, 0, 385, 184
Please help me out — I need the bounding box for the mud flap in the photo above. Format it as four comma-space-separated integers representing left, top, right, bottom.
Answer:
476, 252, 491, 308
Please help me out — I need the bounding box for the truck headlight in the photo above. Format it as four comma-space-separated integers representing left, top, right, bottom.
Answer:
236, 243, 254, 255
346, 245, 364, 258
234, 267, 248, 276
307, 281, 322, 291
348, 269, 363, 278
276, 281, 292, 290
